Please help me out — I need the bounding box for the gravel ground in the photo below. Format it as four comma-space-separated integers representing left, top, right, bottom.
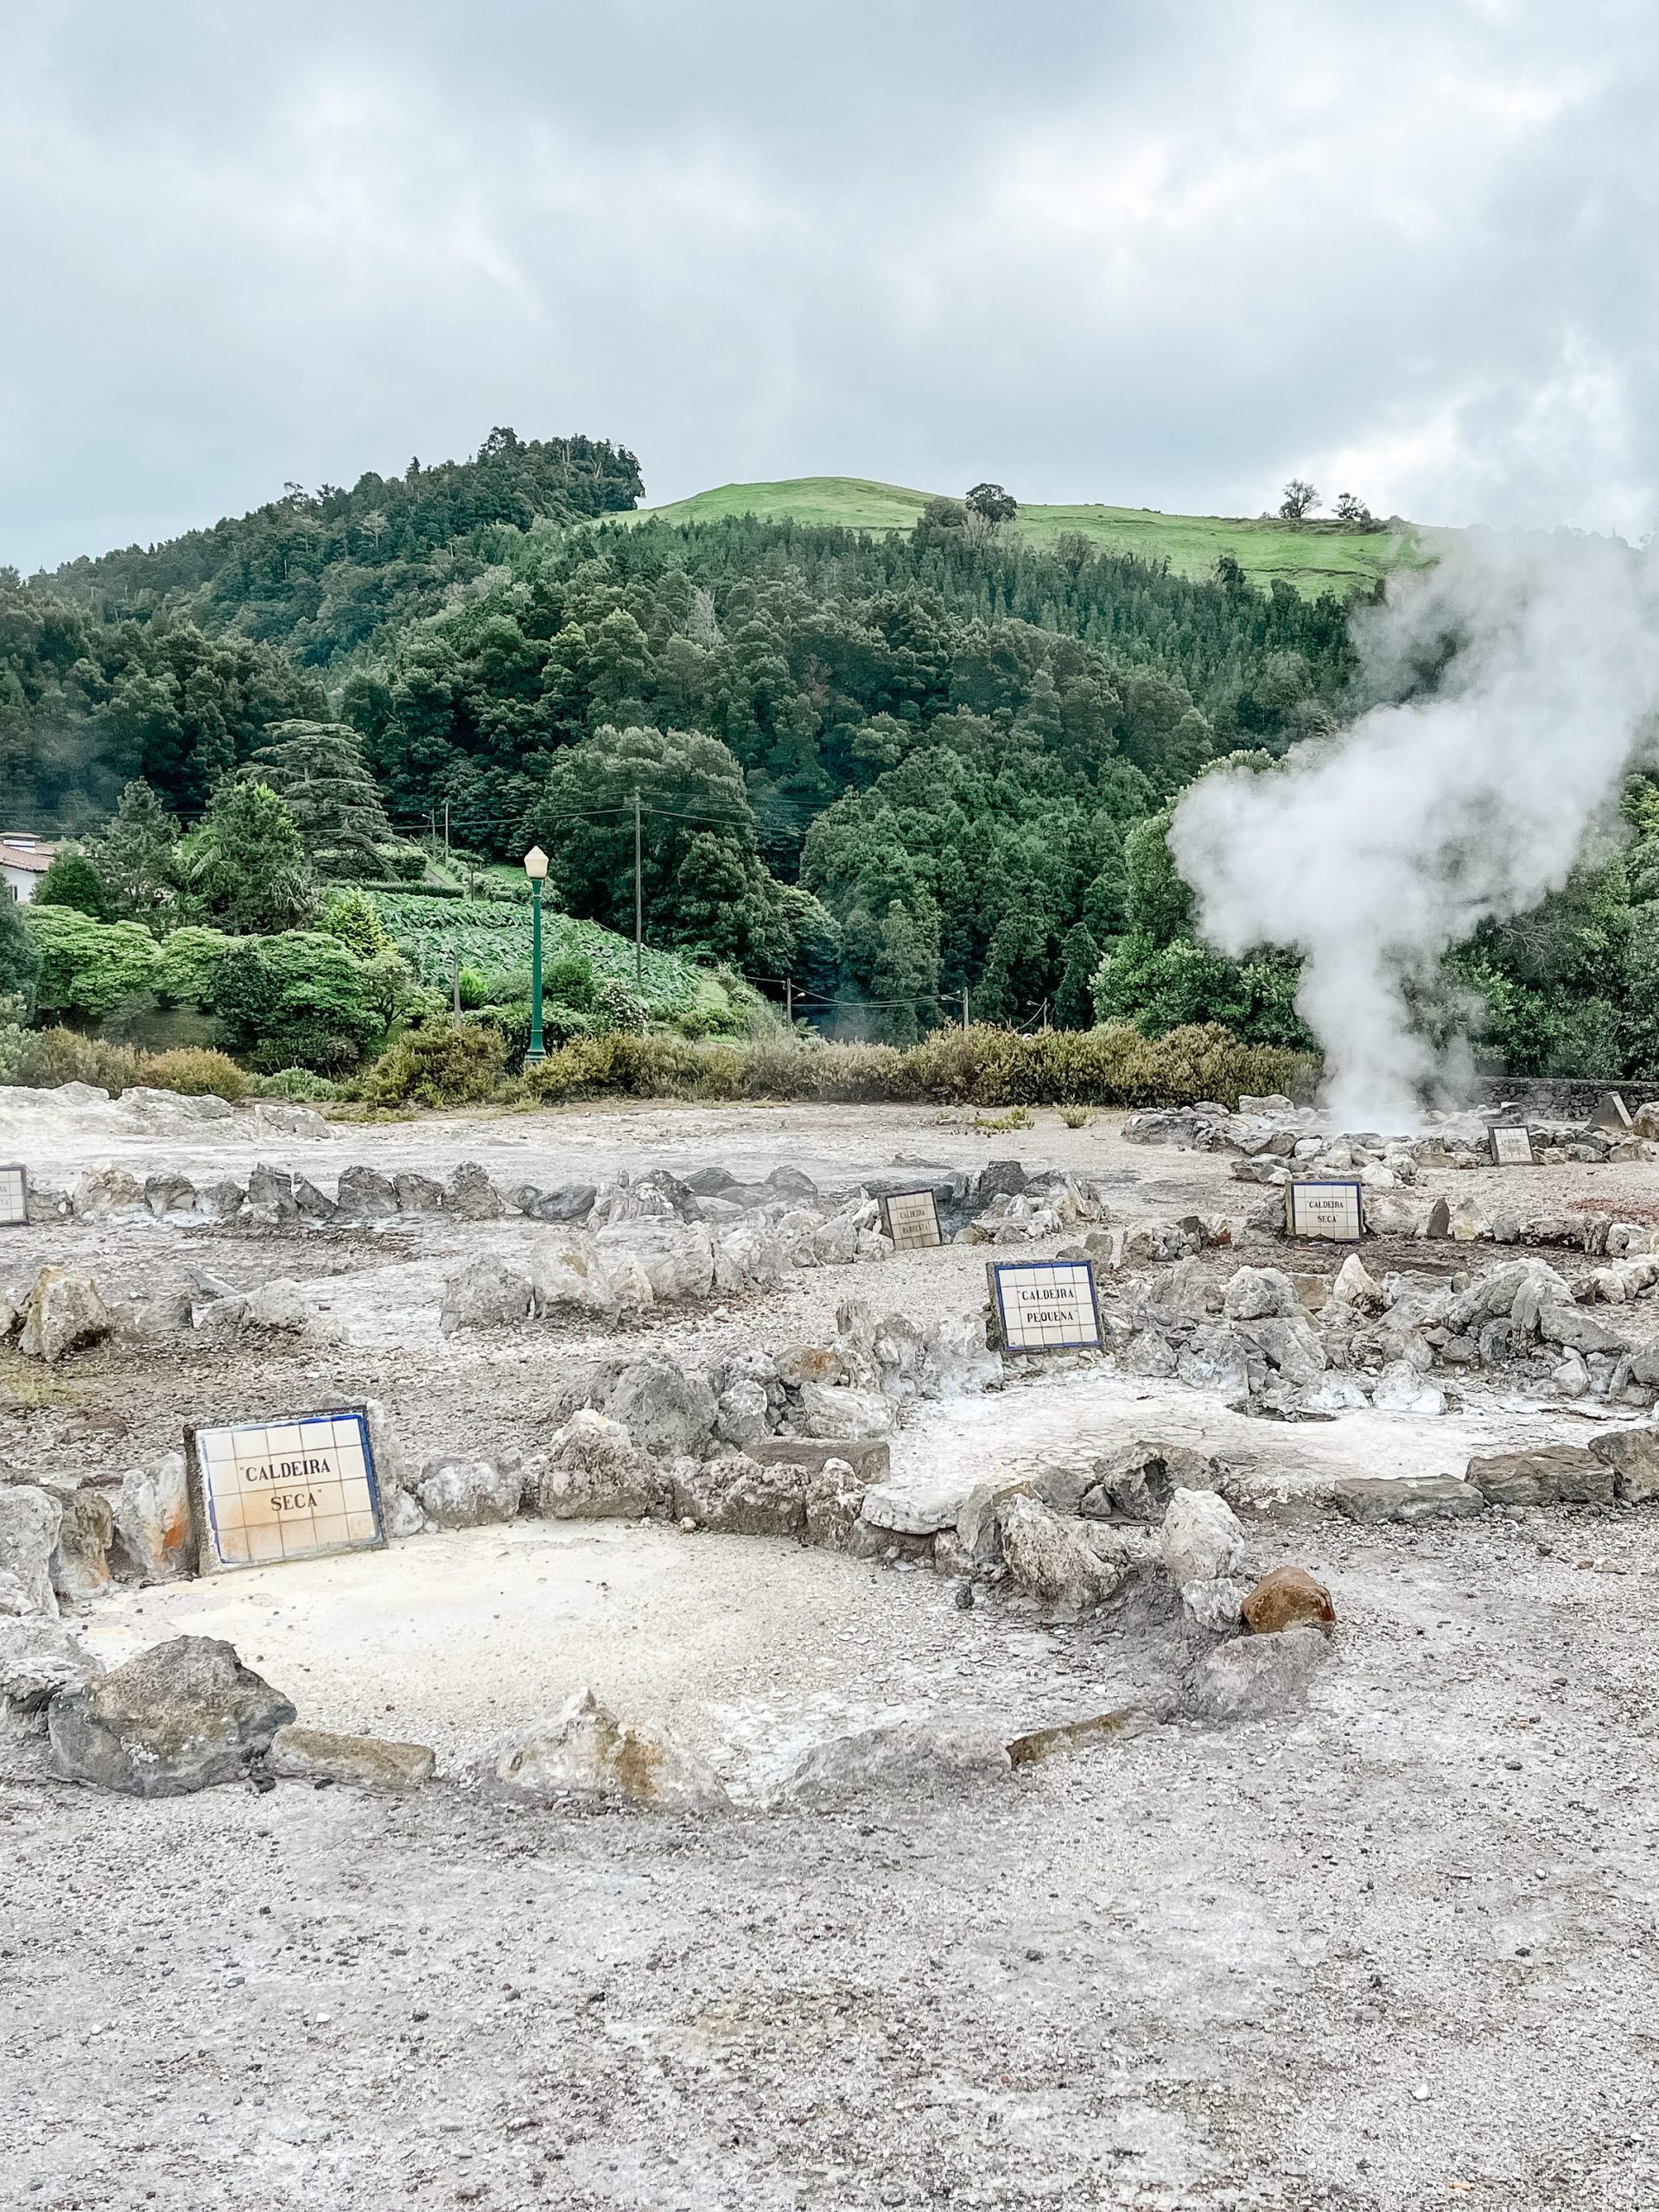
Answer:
4, 1096, 1659, 2209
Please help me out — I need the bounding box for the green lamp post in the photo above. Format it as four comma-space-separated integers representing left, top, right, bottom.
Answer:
524, 843, 549, 1065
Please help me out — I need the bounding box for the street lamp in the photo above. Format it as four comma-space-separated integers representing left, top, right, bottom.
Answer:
523, 844, 549, 1065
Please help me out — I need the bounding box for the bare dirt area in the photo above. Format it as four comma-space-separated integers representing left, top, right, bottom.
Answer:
4, 1095, 1659, 2209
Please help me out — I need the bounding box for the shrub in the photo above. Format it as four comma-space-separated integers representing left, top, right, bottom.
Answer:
34, 851, 111, 921
211, 931, 393, 1073
0, 1025, 143, 1092
358, 1020, 510, 1108
153, 925, 238, 1006
319, 887, 395, 961
137, 1046, 254, 1100
257, 1066, 342, 1103
22, 907, 162, 1021
593, 976, 649, 1033
0, 899, 41, 1016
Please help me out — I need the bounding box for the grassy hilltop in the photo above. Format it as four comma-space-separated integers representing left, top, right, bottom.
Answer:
625, 475, 1429, 596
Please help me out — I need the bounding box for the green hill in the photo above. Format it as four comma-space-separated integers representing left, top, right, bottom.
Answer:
626, 475, 1428, 596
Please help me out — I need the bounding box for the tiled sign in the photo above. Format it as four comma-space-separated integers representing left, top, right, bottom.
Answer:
988, 1259, 1103, 1353
1287, 1179, 1364, 1241
880, 1188, 944, 1250
187, 1408, 384, 1573
1489, 1125, 1535, 1166
0, 1165, 25, 1226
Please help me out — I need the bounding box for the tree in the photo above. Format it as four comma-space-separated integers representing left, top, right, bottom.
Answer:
1122, 810, 1194, 944
1333, 491, 1374, 526
180, 780, 319, 937
0, 890, 41, 1014
211, 931, 399, 1071
1053, 921, 1102, 1029
1278, 480, 1319, 521
88, 780, 180, 927
34, 850, 111, 921
20, 907, 162, 1021
966, 482, 1018, 528
240, 721, 398, 876
318, 886, 395, 960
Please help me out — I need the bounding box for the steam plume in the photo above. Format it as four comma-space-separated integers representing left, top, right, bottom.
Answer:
1169, 531, 1659, 1129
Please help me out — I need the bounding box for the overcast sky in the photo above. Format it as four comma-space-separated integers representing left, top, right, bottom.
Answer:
3, 0, 1656, 571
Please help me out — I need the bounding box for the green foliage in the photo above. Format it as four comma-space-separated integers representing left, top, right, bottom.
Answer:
210, 931, 396, 1071
1093, 931, 1311, 1047
0, 891, 41, 1014
240, 721, 402, 876
1053, 922, 1102, 1030
34, 850, 111, 920
358, 1020, 509, 1107
1122, 811, 1192, 945
21, 906, 162, 1020
319, 886, 395, 960
256, 1066, 341, 1103
180, 780, 319, 936
0, 1023, 143, 1092
86, 780, 181, 926
152, 924, 237, 1006
138, 1046, 254, 1100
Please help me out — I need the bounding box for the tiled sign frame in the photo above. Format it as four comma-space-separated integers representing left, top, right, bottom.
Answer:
1287, 1179, 1365, 1242
0, 1164, 26, 1226
185, 1403, 385, 1575
880, 1188, 944, 1251
986, 1258, 1103, 1354
1489, 1125, 1535, 1166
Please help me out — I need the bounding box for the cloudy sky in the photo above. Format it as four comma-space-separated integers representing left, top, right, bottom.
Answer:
3, 0, 1655, 571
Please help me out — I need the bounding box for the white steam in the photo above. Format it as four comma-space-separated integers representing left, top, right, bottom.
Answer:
1169, 531, 1659, 1130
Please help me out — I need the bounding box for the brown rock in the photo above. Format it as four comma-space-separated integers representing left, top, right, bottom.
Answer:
1242, 1564, 1337, 1635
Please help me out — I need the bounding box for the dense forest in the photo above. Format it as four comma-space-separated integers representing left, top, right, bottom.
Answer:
7, 427, 1658, 1079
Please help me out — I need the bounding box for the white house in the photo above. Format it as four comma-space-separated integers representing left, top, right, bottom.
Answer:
0, 835, 59, 903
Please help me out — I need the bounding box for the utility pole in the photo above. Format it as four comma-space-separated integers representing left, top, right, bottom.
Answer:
785, 977, 793, 1028
632, 788, 644, 986
443, 800, 449, 863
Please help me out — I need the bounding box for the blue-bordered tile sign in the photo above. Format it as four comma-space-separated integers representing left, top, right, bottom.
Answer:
0, 1164, 26, 1226
988, 1258, 1103, 1353
186, 1406, 385, 1573
1287, 1179, 1364, 1241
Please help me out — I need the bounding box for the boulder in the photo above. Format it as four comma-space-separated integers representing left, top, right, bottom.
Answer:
595, 1219, 715, 1303
45, 1485, 114, 1600
48, 1637, 296, 1796
194, 1178, 246, 1225
267, 1724, 435, 1792
955, 1476, 1034, 1561
0, 1617, 100, 1719
715, 1378, 772, 1451
1079, 1440, 1223, 1522
446, 1162, 505, 1220
1465, 1446, 1614, 1508
143, 1173, 196, 1219
1186, 1624, 1331, 1721
18, 1268, 112, 1363
0, 1488, 62, 1618
1331, 1253, 1386, 1313
714, 1217, 785, 1291
1370, 1360, 1446, 1414
749, 1436, 891, 1484
525, 1412, 664, 1520
998, 1495, 1138, 1608
1538, 1305, 1629, 1357
293, 1175, 337, 1224
1242, 1565, 1337, 1635
774, 1343, 847, 1389
672, 1452, 810, 1539
514, 1179, 598, 1224
1331, 1474, 1484, 1524
439, 1257, 534, 1335
1222, 1266, 1298, 1321
802, 1459, 868, 1551
795, 1382, 895, 1440
334, 1165, 398, 1221
469, 1687, 729, 1813
602, 1357, 718, 1460
1589, 1427, 1659, 1504
860, 1471, 976, 1538
413, 1456, 521, 1529
528, 1236, 616, 1314
110, 1452, 193, 1580
1160, 1488, 1246, 1588
393, 1172, 446, 1213
766, 1719, 1012, 1810
243, 1162, 298, 1228
69, 1166, 145, 1221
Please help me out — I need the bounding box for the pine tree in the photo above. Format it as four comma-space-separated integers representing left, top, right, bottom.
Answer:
1053, 921, 1102, 1029
88, 780, 181, 927
240, 721, 397, 876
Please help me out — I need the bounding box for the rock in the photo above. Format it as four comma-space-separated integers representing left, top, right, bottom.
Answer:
0, 1487, 62, 1618
0, 1572, 35, 1617
1222, 1266, 1298, 1320
143, 1172, 196, 1218
1242, 1565, 1336, 1634
110, 1452, 193, 1580
18, 1267, 112, 1363
1160, 1488, 1246, 1587
861, 1471, 976, 1537
268, 1724, 435, 1792
442, 1162, 505, 1219
439, 1256, 534, 1335
603, 1357, 718, 1459
1077, 1440, 1222, 1522
0, 1618, 100, 1718
385, 1491, 427, 1540
715, 1378, 772, 1451
1538, 1304, 1629, 1357
470, 1688, 729, 1812
70, 1166, 146, 1221
293, 1175, 337, 1224
527, 1236, 616, 1313
955, 1477, 1034, 1560
1186, 1624, 1331, 1720
1238, 1315, 1329, 1387
1362, 1194, 1427, 1238
45, 1485, 114, 1600
775, 1343, 847, 1389
803, 1459, 868, 1551
673, 1452, 811, 1539
1331, 1253, 1386, 1313
48, 1637, 296, 1796
1590, 1427, 1659, 1503
766, 1719, 1012, 1809
243, 1162, 298, 1227
1332, 1474, 1484, 1523
334, 1164, 398, 1221
595, 1219, 715, 1303
1465, 1446, 1614, 1508
1370, 1360, 1446, 1414
413, 1456, 521, 1528
194, 1178, 246, 1224
713, 1217, 786, 1290
393, 1171, 446, 1213
749, 1436, 891, 1484
1550, 1349, 1591, 1397
526, 1412, 664, 1520
999, 1495, 1135, 1608
795, 1382, 895, 1440
922, 1313, 1004, 1397
515, 1180, 598, 1224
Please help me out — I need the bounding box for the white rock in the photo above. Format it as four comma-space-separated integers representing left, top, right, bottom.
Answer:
1160, 1487, 1246, 1589
1370, 1361, 1447, 1415
795, 1382, 894, 1440
1332, 1253, 1386, 1313
526, 1411, 664, 1519
439, 1258, 533, 1335
595, 1219, 715, 1304
469, 1687, 729, 1813
527, 1236, 616, 1313
19, 1268, 113, 1363
1222, 1266, 1297, 1321
715, 1379, 772, 1451
766, 1719, 1011, 1810
1187, 1624, 1332, 1720
0, 1488, 63, 1618
999, 1495, 1135, 1608
111, 1453, 192, 1581
413, 1457, 520, 1528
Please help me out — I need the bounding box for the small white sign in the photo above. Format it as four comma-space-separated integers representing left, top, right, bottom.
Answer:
188, 1408, 384, 1573
1592, 1090, 1633, 1133
0, 1165, 25, 1226
988, 1260, 1103, 1353
1490, 1125, 1535, 1166
880, 1188, 943, 1250
1288, 1179, 1364, 1242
